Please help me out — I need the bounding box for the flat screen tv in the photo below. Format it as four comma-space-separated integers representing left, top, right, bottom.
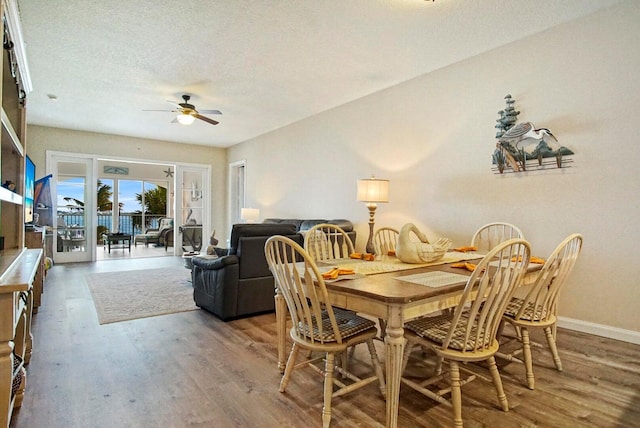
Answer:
24, 156, 35, 224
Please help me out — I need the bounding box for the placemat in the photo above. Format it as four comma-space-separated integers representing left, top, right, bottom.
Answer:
395, 271, 471, 288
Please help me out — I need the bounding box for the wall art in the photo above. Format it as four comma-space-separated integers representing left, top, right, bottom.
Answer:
492, 94, 574, 174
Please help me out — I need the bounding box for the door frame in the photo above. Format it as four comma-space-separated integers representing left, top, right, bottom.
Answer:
46, 150, 211, 262
228, 159, 246, 230
47, 151, 95, 263
174, 164, 211, 256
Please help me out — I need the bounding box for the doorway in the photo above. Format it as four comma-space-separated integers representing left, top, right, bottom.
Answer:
95, 177, 172, 261
229, 160, 246, 227
47, 151, 211, 263
50, 154, 93, 263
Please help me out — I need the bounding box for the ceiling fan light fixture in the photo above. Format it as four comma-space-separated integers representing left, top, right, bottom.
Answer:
176, 113, 195, 125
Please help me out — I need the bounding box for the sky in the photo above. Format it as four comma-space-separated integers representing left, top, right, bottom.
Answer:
56, 178, 151, 213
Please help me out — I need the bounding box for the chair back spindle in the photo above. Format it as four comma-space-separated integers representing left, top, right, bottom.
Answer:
374, 227, 399, 255
471, 222, 524, 253
304, 224, 354, 261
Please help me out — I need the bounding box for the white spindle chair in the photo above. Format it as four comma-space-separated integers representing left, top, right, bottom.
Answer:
497, 233, 583, 389
471, 222, 524, 253
304, 223, 355, 262
373, 227, 399, 256
401, 239, 531, 428
265, 236, 385, 428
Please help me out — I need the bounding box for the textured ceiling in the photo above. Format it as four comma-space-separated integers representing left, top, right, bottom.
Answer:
16, 0, 621, 148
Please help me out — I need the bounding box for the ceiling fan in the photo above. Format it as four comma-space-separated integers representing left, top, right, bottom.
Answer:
144, 94, 222, 126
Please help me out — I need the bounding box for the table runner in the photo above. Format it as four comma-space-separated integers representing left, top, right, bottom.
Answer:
322, 252, 485, 276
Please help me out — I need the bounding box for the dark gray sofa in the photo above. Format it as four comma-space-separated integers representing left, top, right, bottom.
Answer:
192, 219, 355, 321
262, 218, 356, 243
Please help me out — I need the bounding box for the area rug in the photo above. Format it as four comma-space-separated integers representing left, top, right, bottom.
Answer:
86, 267, 197, 325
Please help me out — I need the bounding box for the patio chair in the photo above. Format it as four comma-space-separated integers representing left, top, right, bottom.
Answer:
57, 216, 86, 252
497, 233, 583, 389
265, 235, 386, 428
134, 218, 173, 247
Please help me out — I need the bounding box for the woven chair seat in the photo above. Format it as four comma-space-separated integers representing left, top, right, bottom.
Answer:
12, 354, 23, 397
503, 297, 548, 322
405, 312, 491, 351
299, 311, 377, 342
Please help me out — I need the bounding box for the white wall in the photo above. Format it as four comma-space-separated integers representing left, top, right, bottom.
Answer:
228, 2, 640, 335
26, 126, 228, 244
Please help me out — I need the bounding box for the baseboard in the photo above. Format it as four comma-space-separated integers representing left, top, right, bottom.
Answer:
558, 316, 640, 345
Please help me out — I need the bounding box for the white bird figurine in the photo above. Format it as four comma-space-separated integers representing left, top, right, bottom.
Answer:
395, 223, 452, 264
499, 122, 557, 147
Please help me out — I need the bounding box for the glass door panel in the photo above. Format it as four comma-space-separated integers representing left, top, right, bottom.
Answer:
97, 178, 113, 245
53, 158, 92, 263
176, 166, 209, 255
117, 179, 143, 235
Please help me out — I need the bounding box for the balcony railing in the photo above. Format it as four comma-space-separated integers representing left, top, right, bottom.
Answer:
58, 213, 167, 236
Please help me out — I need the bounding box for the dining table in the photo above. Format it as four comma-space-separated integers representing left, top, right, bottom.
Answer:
274, 252, 541, 428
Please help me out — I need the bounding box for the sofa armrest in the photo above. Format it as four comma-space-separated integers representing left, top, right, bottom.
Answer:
192, 255, 238, 270
213, 247, 230, 257
192, 254, 242, 321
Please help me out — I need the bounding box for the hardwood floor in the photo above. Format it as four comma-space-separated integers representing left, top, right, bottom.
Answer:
11, 257, 640, 427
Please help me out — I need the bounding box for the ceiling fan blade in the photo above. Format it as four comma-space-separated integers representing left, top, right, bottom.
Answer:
198, 109, 222, 115
171, 117, 178, 123
194, 114, 219, 125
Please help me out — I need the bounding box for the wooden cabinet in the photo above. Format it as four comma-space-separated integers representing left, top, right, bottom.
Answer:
0, 0, 29, 257
0, 0, 36, 426
0, 248, 40, 426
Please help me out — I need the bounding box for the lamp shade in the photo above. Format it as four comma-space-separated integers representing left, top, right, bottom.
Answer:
240, 207, 260, 223
176, 113, 196, 125
357, 178, 389, 203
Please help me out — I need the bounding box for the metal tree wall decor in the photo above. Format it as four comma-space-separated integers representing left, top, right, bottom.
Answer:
492, 94, 574, 174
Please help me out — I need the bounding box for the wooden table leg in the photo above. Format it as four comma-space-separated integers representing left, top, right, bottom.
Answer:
275, 292, 287, 373
385, 306, 404, 428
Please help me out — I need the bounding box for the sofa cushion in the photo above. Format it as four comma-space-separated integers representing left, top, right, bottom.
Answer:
192, 254, 239, 270
299, 219, 332, 231
264, 218, 354, 233
228, 223, 298, 255
262, 218, 304, 230
327, 219, 353, 232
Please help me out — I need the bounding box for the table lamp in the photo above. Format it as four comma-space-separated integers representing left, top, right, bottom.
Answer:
357, 177, 389, 254
240, 208, 260, 223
